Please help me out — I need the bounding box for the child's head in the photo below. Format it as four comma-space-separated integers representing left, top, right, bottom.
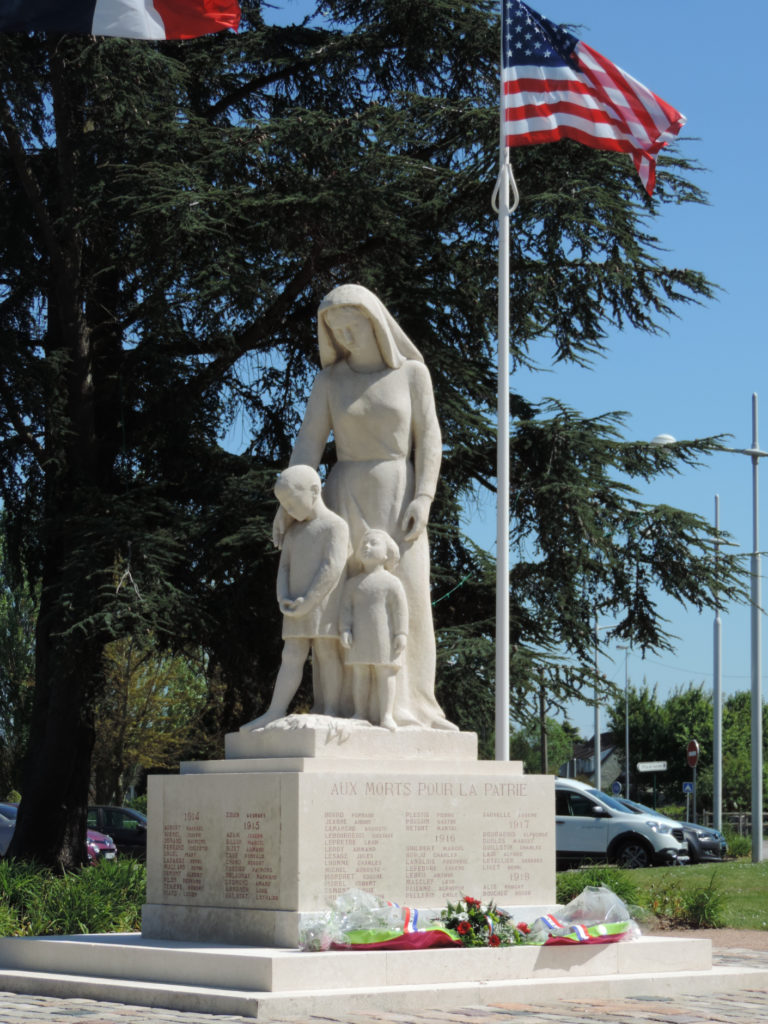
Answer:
274, 465, 322, 521
357, 529, 400, 571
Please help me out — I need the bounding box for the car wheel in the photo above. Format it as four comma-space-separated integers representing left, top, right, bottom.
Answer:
614, 838, 651, 869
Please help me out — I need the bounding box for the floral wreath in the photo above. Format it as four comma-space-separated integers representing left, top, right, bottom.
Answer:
440, 896, 531, 947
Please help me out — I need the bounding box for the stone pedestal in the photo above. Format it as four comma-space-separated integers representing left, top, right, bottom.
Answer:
0, 717, 729, 1019
142, 719, 555, 947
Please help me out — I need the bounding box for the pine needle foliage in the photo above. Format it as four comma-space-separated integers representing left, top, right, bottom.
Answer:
0, 2, 745, 864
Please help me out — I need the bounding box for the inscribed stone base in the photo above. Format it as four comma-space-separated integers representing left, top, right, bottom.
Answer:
142, 752, 554, 947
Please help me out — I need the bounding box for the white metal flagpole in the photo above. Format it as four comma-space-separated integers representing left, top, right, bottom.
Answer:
495, 138, 510, 762
493, 1, 519, 760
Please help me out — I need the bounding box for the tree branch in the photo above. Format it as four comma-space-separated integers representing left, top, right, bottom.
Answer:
205, 30, 367, 122
0, 376, 45, 465
0, 93, 66, 278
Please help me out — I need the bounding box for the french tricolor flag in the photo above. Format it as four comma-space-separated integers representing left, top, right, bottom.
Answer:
0, 1, 240, 40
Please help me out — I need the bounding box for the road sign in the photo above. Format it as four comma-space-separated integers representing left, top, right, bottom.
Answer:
686, 739, 700, 768
637, 761, 667, 773
611, 780, 622, 795
682, 781, 694, 794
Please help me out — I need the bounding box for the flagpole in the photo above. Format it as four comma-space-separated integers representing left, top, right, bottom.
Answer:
494, 2, 513, 761
495, 148, 510, 762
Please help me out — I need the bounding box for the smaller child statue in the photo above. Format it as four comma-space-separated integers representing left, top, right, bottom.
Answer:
240, 465, 349, 731
339, 529, 408, 731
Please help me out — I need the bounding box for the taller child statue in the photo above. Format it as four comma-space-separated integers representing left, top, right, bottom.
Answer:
267, 284, 456, 732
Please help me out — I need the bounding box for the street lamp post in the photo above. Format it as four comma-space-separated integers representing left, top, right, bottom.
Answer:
593, 619, 619, 792
593, 618, 601, 791
617, 644, 630, 800
746, 396, 764, 863
658, 409, 765, 860
713, 494, 723, 832
723, 394, 766, 864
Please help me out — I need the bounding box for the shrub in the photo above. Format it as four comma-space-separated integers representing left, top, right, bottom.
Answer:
656, 804, 685, 820
680, 874, 727, 928
127, 794, 148, 815
0, 859, 146, 936
645, 872, 726, 929
721, 825, 751, 859
556, 865, 639, 907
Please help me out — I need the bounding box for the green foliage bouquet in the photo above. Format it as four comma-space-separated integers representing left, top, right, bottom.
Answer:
440, 896, 530, 947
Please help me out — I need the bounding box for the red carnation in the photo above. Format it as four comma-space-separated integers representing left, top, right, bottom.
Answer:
489, 934, 501, 947
465, 897, 481, 908
457, 921, 471, 935
518, 922, 530, 935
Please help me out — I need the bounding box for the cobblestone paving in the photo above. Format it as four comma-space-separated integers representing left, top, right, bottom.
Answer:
0, 950, 766, 1024
0, 989, 767, 1024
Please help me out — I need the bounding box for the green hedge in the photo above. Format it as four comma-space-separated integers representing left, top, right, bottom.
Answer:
0, 859, 145, 936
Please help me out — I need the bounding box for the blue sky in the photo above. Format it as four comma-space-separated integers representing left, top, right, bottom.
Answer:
486, 1, 768, 738
263, 2, 768, 741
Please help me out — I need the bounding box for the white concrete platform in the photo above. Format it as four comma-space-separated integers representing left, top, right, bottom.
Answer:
1, 932, 765, 1020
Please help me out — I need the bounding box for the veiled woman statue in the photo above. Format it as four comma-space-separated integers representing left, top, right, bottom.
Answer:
258, 284, 456, 732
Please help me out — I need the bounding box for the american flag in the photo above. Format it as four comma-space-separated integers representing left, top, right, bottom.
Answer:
502, 0, 686, 194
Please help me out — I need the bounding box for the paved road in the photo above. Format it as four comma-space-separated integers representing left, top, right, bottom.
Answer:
0, 946, 766, 1024
0, 988, 766, 1024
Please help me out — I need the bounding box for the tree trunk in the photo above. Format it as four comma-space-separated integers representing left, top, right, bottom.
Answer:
9, 622, 98, 868
7, 40, 111, 868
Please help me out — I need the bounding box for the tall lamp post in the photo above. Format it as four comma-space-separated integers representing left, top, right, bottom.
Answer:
713, 494, 723, 832
593, 620, 618, 791
617, 644, 630, 799
593, 619, 601, 791
725, 394, 767, 863
657, 414, 765, 861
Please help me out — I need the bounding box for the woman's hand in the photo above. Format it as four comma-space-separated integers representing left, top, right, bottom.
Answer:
401, 494, 431, 542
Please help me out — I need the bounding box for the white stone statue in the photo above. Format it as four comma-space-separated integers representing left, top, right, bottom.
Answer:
339, 529, 408, 731
253, 283, 456, 732
241, 465, 349, 730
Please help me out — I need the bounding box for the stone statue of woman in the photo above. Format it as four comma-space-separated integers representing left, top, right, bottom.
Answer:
274, 284, 456, 731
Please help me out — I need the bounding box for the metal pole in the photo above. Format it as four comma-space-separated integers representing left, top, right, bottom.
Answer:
594, 618, 601, 790
624, 647, 630, 801
494, 11, 510, 761
749, 394, 763, 862
721, 396, 767, 855
713, 494, 723, 831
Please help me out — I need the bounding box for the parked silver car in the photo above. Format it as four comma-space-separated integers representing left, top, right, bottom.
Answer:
555, 778, 688, 869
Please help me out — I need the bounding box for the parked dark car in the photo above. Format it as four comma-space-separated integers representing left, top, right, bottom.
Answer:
0, 811, 14, 856
0, 802, 117, 863
88, 805, 147, 858
617, 798, 727, 863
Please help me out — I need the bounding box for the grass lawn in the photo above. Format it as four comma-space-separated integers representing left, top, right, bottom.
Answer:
625, 860, 768, 930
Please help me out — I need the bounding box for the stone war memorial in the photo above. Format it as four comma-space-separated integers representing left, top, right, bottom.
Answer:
0, 287, 746, 1016
143, 283, 557, 947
